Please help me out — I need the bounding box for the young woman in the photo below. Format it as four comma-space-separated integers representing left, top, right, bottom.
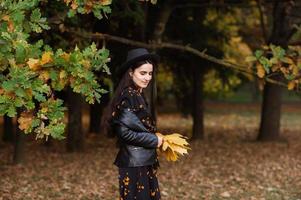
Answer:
103, 48, 164, 200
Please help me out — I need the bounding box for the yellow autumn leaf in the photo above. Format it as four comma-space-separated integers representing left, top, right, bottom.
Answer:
27, 58, 40, 71
159, 133, 190, 162
81, 60, 91, 69
2, 15, 10, 21
164, 148, 178, 161
25, 89, 33, 97
292, 65, 299, 76
256, 64, 265, 78
71, 1, 78, 9
38, 70, 50, 82
281, 57, 294, 64
2, 15, 14, 32
18, 112, 34, 131
271, 64, 280, 72
162, 140, 169, 151
167, 143, 189, 155
163, 133, 189, 146
280, 67, 288, 74
41, 107, 48, 113
99, 0, 112, 5
288, 81, 295, 90
64, 0, 72, 4
61, 53, 70, 61
59, 70, 67, 79
40, 51, 53, 65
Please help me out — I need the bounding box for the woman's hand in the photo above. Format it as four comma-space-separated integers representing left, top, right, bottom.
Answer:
156, 132, 164, 147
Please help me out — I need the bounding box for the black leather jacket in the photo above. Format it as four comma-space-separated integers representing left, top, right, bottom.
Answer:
111, 109, 158, 167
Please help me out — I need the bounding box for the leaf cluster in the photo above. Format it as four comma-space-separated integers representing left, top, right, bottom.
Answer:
64, 0, 112, 19
0, 0, 111, 140
246, 44, 301, 90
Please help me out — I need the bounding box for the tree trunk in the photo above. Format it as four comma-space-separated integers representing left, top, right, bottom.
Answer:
13, 111, 26, 164
89, 103, 102, 134
191, 65, 204, 140
258, 1, 296, 141
258, 78, 282, 140
66, 89, 84, 152
2, 115, 14, 143
89, 91, 109, 134
148, 0, 173, 121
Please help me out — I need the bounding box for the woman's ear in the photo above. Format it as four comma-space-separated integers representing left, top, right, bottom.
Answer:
129, 70, 133, 77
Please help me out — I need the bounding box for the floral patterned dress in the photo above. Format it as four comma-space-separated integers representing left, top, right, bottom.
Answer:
113, 85, 161, 200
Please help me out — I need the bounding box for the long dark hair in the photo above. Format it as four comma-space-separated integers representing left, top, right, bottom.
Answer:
101, 59, 154, 136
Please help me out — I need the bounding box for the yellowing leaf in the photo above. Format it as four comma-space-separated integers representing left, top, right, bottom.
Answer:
27, 58, 40, 71
18, 112, 34, 131
168, 143, 189, 155
61, 53, 70, 61
38, 70, 50, 82
71, 1, 78, 9
256, 64, 265, 78
292, 65, 299, 76
81, 60, 91, 69
41, 107, 48, 113
99, 0, 112, 5
2, 15, 14, 32
2, 15, 10, 21
163, 133, 189, 146
288, 81, 295, 90
25, 89, 33, 97
271, 64, 280, 72
40, 51, 53, 65
281, 57, 294, 64
159, 133, 190, 162
59, 70, 67, 79
162, 140, 169, 151
280, 67, 287, 74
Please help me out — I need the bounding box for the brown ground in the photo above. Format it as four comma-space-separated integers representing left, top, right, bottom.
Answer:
0, 102, 301, 200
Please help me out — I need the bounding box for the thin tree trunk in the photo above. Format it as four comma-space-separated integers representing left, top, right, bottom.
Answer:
258, 78, 282, 140
258, 1, 296, 141
192, 65, 204, 140
2, 115, 14, 143
89, 87, 110, 134
66, 89, 84, 152
89, 103, 102, 134
148, 0, 173, 120
13, 111, 26, 164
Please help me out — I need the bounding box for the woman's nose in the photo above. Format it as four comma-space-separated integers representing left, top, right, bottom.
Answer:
145, 75, 152, 81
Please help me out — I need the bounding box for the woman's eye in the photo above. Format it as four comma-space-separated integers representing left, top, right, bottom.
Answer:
140, 72, 146, 75
149, 72, 153, 76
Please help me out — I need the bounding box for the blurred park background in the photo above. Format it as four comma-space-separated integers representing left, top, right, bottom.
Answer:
1, 0, 301, 199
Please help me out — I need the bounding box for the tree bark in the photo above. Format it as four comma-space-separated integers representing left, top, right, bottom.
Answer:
258, 1, 296, 141
148, 0, 173, 121
89, 91, 109, 134
89, 103, 102, 134
191, 65, 204, 140
258, 78, 282, 140
13, 111, 26, 164
66, 89, 84, 152
2, 115, 14, 143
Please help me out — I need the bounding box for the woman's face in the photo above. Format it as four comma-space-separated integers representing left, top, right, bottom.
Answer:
130, 62, 153, 89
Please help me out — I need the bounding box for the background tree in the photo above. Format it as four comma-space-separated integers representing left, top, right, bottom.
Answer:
257, 0, 301, 141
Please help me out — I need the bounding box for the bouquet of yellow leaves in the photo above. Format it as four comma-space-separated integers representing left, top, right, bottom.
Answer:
156, 133, 190, 161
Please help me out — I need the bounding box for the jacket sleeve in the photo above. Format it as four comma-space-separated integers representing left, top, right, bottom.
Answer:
113, 122, 158, 148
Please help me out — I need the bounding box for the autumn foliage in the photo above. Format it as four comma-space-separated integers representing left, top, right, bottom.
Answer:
0, 0, 111, 139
